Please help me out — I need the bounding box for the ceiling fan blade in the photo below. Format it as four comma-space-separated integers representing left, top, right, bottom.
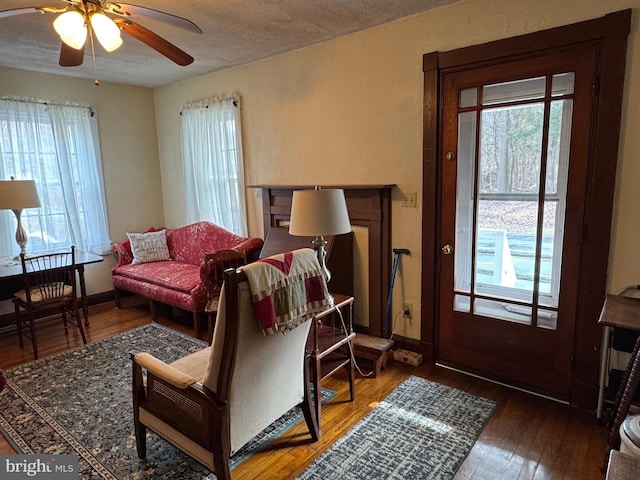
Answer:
0, 4, 71, 18
59, 41, 85, 67
0, 7, 46, 18
117, 21, 194, 66
105, 3, 202, 34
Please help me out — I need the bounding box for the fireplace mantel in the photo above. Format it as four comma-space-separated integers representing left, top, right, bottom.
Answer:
250, 184, 394, 337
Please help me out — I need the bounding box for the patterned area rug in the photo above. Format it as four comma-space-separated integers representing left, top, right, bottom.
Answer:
0, 323, 333, 479
296, 375, 496, 480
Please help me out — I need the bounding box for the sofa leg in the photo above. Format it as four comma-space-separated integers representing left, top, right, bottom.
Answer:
193, 311, 200, 338
149, 300, 157, 322
113, 288, 122, 309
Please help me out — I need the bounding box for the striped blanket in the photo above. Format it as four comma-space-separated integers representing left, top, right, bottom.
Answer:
241, 248, 331, 335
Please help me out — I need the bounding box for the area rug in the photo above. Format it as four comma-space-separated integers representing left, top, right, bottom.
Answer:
0, 323, 334, 479
296, 375, 496, 480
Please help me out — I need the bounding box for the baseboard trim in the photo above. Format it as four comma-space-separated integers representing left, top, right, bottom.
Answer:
389, 333, 433, 360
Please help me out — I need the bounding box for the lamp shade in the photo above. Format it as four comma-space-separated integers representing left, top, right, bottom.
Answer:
289, 188, 351, 237
0, 179, 41, 210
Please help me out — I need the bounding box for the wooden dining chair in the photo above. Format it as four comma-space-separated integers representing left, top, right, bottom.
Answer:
12, 246, 87, 359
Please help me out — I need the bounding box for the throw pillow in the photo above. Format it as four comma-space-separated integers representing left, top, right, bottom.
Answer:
127, 230, 171, 264
121, 226, 162, 256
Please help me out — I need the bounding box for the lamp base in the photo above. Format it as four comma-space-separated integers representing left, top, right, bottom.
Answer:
12, 208, 29, 259
312, 235, 334, 305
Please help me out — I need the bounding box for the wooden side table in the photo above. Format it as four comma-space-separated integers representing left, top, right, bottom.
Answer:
598, 294, 640, 468
306, 294, 356, 433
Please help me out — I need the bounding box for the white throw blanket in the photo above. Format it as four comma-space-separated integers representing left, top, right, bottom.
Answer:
241, 248, 330, 335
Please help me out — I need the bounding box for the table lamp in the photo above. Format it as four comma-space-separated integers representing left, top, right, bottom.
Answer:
0, 177, 41, 257
289, 186, 351, 287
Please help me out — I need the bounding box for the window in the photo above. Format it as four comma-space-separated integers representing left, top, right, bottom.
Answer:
454, 74, 574, 328
0, 98, 111, 257
181, 94, 248, 236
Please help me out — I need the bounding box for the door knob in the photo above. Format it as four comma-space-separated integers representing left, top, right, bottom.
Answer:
441, 244, 454, 255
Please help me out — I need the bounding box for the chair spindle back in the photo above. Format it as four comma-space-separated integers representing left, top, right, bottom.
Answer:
20, 247, 77, 304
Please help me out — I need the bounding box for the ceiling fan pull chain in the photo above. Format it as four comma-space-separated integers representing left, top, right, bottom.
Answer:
88, 26, 100, 86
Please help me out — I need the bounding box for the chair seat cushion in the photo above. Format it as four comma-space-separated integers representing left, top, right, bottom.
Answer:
14, 283, 73, 303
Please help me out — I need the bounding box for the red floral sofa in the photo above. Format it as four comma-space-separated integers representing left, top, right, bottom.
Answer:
111, 221, 263, 337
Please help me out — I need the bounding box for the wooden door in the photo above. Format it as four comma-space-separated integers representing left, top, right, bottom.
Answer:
438, 48, 597, 398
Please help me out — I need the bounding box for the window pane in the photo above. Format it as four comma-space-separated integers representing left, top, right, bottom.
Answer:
552, 73, 575, 96
479, 104, 544, 195
538, 201, 557, 300
482, 77, 546, 105
454, 294, 470, 313
538, 99, 572, 307
545, 100, 573, 196
474, 298, 532, 325
537, 308, 558, 330
459, 87, 477, 108
475, 101, 545, 300
454, 111, 476, 293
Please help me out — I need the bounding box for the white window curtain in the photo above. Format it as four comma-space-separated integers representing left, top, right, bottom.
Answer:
0, 97, 111, 257
181, 94, 248, 236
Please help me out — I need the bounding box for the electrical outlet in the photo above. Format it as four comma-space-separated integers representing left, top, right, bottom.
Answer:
402, 303, 412, 319
402, 192, 417, 208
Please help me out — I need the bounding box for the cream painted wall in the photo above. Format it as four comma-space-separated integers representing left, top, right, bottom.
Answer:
154, 0, 640, 341
5, 0, 634, 339
0, 67, 163, 298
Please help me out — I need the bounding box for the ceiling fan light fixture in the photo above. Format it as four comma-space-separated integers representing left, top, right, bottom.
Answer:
90, 12, 122, 52
53, 10, 87, 50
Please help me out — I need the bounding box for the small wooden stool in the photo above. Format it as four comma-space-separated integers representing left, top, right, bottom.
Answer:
353, 334, 394, 377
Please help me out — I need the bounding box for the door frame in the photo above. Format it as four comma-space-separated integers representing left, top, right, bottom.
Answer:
421, 9, 631, 408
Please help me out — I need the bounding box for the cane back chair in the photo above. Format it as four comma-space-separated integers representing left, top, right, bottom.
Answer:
131, 266, 319, 479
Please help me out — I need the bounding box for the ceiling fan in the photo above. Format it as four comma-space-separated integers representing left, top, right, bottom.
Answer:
0, 0, 202, 71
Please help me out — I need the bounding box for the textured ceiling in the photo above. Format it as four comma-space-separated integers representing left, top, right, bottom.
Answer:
0, 0, 456, 88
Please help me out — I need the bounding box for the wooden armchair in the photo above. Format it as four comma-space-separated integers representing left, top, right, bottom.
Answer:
131, 267, 319, 479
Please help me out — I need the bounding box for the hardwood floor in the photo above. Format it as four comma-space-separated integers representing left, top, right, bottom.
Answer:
0, 299, 608, 479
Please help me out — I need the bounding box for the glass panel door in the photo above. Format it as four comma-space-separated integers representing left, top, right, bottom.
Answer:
438, 47, 597, 398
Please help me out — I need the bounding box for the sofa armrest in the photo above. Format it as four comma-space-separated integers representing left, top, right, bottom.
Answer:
234, 237, 265, 262
200, 250, 248, 310
112, 240, 133, 267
